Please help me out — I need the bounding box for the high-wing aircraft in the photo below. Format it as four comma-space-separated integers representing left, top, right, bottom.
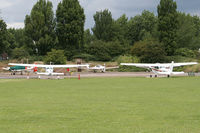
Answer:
88, 64, 119, 73
8, 63, 89, 76
120, 61, 198, 77
3, 65, 37, 75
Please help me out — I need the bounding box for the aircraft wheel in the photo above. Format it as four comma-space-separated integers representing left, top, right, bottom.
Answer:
167, 75, 170, 78
13, 73, 15, 75
150, 75, 152, 78
155, 75, 157, 78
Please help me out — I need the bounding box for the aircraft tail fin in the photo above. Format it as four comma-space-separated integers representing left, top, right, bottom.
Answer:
169, 61, 174, 74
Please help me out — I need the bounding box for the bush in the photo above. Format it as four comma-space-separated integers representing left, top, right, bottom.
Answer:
73, 54, 95, 62
175, 48, 196, 58
85, 40, 111, 61
85, 40, 125, 61
131, 39, 166, 63
44, 49, 66, 64
165, 56, 197, 62
116, 55, 140, 64
11, 47, 29, 60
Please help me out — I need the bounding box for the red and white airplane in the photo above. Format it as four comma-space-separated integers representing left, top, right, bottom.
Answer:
8, 63, 89, 76
121, 61, 198, 77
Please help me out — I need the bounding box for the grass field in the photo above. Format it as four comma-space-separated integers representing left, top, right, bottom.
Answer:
0, 77, 200, 133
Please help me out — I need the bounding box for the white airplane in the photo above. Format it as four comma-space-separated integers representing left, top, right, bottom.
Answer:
121, 61, 198, 77
8, 63, 89, 76
88, 64, 119, 73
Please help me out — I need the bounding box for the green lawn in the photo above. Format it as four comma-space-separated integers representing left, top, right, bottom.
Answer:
0, 77, 200, 133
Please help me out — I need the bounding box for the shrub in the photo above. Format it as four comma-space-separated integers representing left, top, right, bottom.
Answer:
73, 54, 95, 62
131, 39, 166, 63
116, 55, 140, 64
44, 49, 66, 64
85, 40, 111, 61
175, 48, 196, 58
11, 47, 29, 60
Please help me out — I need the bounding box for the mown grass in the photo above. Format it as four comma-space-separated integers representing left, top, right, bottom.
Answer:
0, 77, 200, 133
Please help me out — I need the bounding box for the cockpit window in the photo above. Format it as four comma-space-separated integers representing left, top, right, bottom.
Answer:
155, 66, 159, 69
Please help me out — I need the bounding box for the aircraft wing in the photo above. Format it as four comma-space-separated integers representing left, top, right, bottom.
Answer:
120, 63, 155, 68
121, 62, 198, 68
8, 63, 89, 68
172, 62, 198, 67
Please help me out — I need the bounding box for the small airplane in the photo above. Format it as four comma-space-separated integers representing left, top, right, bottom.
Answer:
3, 65, 37, 75
88, 64, 119, 73
120, 61, 198, 77
8, 63, 89, 76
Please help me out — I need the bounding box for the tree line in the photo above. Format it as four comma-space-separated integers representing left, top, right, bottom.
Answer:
0, 0, 200, 63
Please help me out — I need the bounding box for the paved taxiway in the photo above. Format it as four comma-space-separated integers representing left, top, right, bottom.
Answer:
0, 72, 190, 79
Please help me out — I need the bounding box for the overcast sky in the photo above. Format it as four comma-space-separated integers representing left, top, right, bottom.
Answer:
0, 0, 199, 29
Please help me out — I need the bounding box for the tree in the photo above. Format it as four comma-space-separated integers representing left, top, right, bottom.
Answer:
92, 9, 115, 42
56, 0, 85, 59
25, 0, 56, 55
84, 29, 94, 46
85, 40, 111, 61
0, 19, 9, 54
157, 0, 178, 55
176, 13, 196, 49
131, 39, 166, 63
11, 47, 29, 60
127, 10, 157, 45
44, 49, 66, 64
115, 14, 128, 40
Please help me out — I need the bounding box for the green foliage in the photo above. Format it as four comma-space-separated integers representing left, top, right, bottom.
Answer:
56, 0, 85, 59
115, 14, 129, 43
85, 40, 111, 61
85, 40, 124, 61
127, 10, 157, 45
157, 0, 178, 55
25, 0, 57, 55
11, 47, 30, 60
73, 54, 95, 62
44, 49, 66, 64
84, 29, 94, 46
176, 13, 196, 49
92, 9, 115, 42
165, 55, 197, 63
8, 28, 26, 48
131, 39, 166, 63
116, 55, 140, 64
175, 48, 196, 58
0, 19, 9, 54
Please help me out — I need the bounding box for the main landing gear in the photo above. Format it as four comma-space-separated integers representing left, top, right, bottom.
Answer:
150, 75, 158, 78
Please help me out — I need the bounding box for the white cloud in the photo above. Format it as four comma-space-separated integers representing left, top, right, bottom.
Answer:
7, 22, 24, 29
